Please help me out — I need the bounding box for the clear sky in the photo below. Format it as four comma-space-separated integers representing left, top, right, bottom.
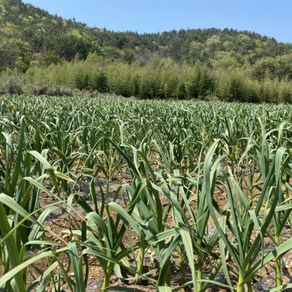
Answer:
22, 0, 292, 43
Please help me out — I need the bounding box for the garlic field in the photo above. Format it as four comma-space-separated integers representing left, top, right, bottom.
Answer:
0, 95, 291, 291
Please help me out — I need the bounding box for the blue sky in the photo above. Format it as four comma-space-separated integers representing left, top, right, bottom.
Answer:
22, 0, 292, 43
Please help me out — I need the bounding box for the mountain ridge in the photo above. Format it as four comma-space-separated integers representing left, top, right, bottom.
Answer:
0, 0, 291, 71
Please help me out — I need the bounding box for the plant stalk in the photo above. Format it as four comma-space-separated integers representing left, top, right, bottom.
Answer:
275, 233, 282, 287
236, 273, 245, 292
101, 262, 113, 291
0, 202, 25, 292
196, 259, 203, 292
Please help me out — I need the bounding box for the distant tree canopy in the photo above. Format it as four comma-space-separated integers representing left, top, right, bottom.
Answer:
0, 0, 291, 103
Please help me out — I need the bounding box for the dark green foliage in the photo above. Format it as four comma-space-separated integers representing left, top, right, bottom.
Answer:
138, 68, 158, 99
90, 70, 108, 93
183, 63, 214, 99
228, 76, 246, 102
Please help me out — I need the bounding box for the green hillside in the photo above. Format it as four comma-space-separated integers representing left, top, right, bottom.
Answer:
0, 0, 291, 102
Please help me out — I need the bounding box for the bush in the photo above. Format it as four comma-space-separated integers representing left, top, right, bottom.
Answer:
0, 78, 23, 95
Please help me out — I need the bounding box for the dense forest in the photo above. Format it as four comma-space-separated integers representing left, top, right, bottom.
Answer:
0, 0, 291, 103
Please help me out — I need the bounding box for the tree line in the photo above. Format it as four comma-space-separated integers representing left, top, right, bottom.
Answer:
1, 56, 290, 103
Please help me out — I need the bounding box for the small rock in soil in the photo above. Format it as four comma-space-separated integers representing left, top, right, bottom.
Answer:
253, 276, 276, 291
206, 272, 228, 291
86, 280, 103, 291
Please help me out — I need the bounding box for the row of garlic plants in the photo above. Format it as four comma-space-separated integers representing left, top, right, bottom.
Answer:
0, 94, 291, 291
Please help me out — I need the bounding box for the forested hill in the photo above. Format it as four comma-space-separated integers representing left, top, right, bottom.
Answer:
1, 0, 291, 68
0, 0, 291, 103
